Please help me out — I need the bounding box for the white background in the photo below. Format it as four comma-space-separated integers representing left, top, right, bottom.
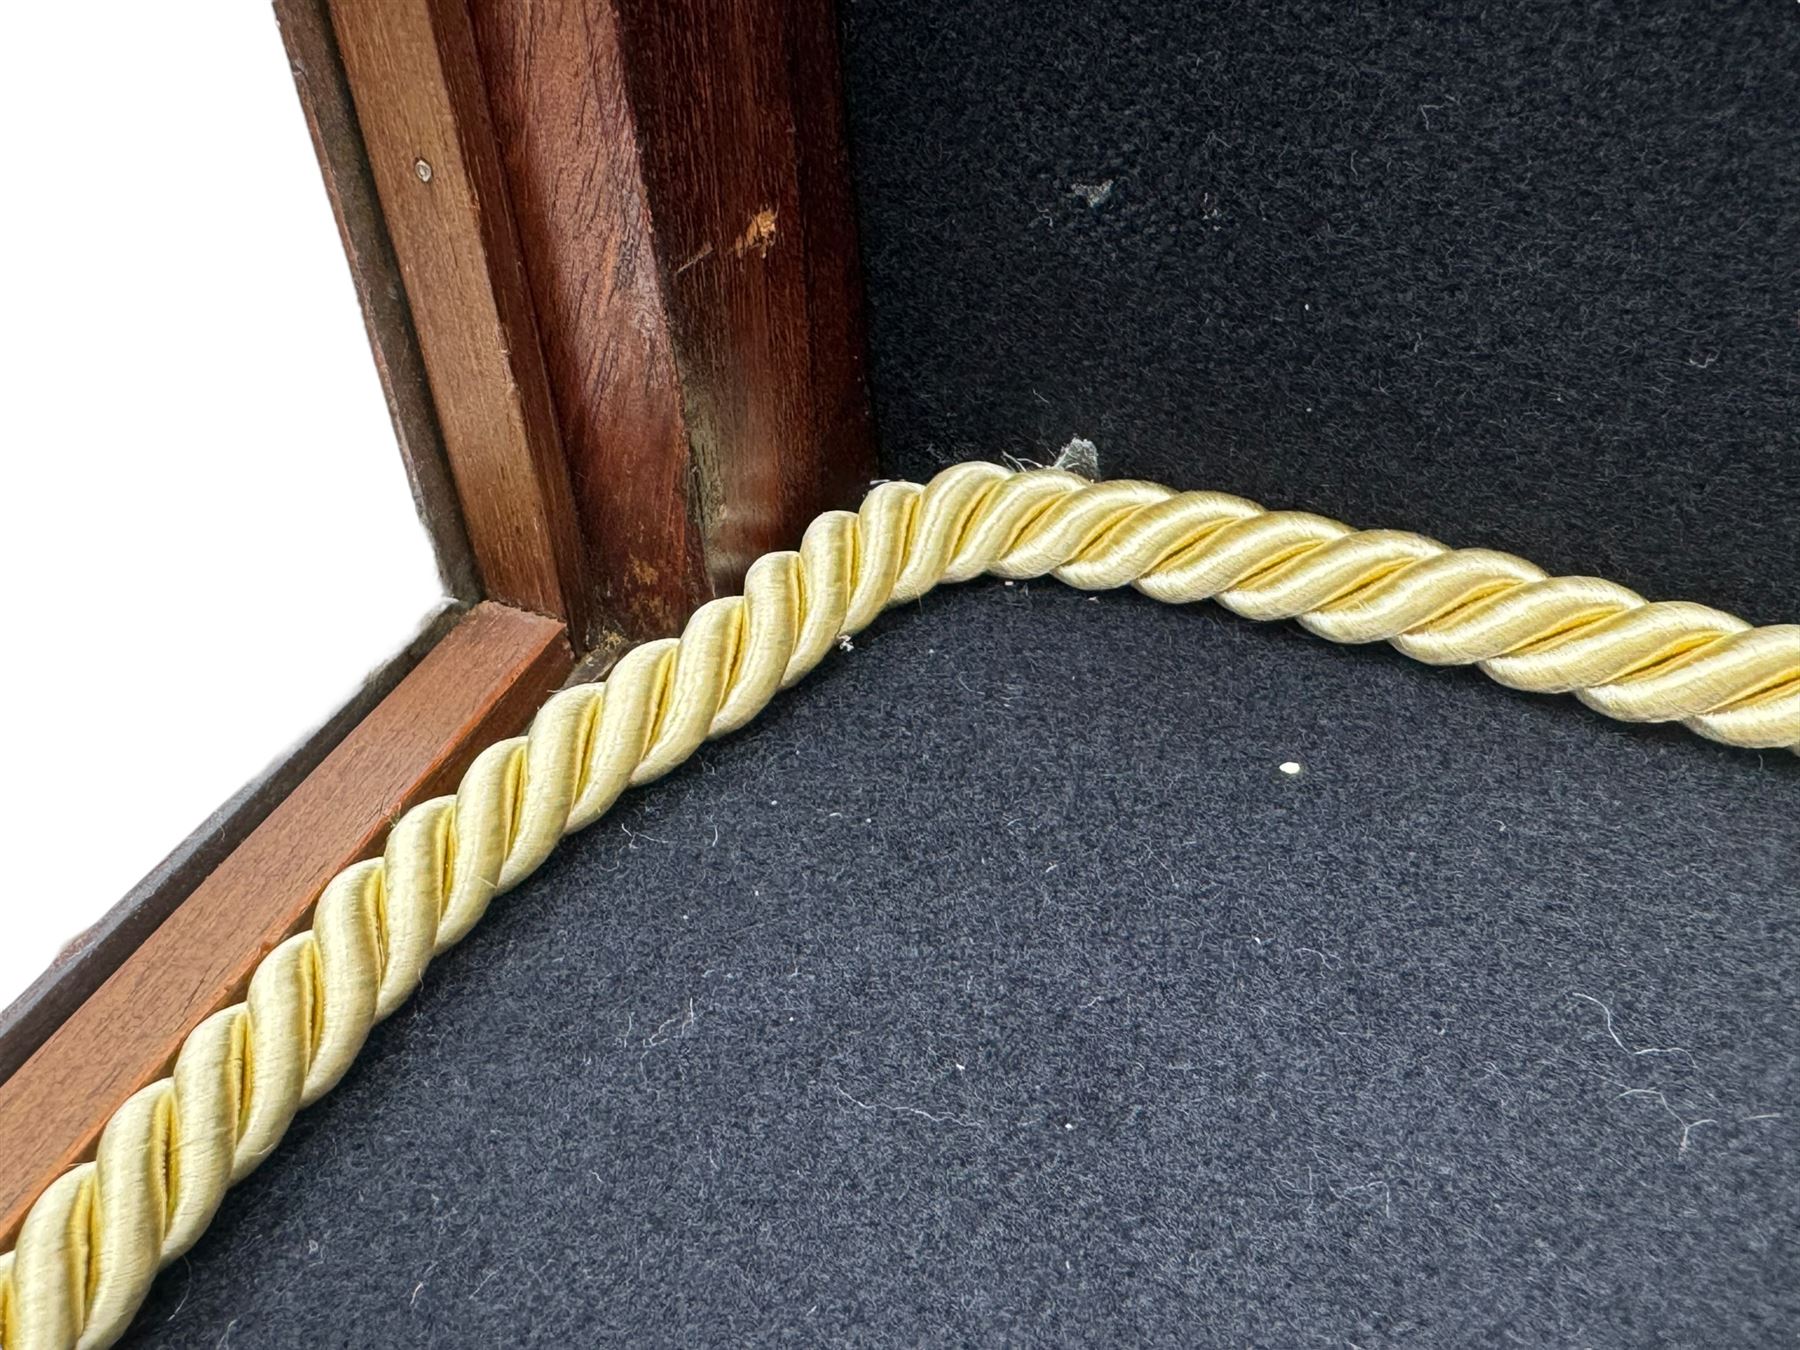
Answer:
0, 7, 444, 1008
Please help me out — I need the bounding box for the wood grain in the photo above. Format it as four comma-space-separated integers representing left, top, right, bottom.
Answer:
469, 0, 879, 638
276, 0, 480, 604
613, 0, 878, 590
0, 607, 460, 1089
468, 0, 708, 639
328, 0, 590, 634
0, 603, 571, 1248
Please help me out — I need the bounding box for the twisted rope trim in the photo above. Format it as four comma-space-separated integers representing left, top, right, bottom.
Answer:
3, 462, 1794, 1348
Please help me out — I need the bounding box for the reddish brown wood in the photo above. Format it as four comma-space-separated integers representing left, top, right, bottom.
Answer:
616, 0, 878, 587
328, 0, 591, 634
276, 0, 480, 603
0, 603, 572, 1248
467, 0, 708, 639
0, 607, 461, 1090
469, 0, 879, 639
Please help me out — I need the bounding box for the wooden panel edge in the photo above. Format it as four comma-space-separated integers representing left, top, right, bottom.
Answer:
328, 0, 591, 636
468, 0, 712, 640
0, 601, 572, 1247
0, 604, 465, 1087
613, 0, 880, 589
275, 0, 482, 604
467, 0, 878, 641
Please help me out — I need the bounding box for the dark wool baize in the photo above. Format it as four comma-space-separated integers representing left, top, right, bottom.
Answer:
126, 1, 1796, 1345
840, 0, 1800, 621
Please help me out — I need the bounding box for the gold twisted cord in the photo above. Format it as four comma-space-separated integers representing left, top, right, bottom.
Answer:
1, 462, 1794, 1349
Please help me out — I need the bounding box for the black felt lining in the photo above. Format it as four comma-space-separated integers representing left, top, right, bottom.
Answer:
129, 582, 1797, 1347
836, 0, 1800, 624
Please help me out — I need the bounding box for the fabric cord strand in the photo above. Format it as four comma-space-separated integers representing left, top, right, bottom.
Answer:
2, 462, 1794, 1349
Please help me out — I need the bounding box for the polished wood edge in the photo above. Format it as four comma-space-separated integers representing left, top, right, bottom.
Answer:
328, 0, 591, 636
469, 0, 713, 640
0, 602, 573, 1247
275, 0, 482, 605
0, 604, 465, 1088
612, 0, 879, 592
467, 0, 878, 641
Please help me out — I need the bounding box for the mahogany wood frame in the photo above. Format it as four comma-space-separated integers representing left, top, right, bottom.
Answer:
0, 606, 572, 1243
0, 0, 876, 1251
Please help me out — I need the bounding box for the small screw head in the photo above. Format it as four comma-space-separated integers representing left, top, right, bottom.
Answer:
413, 158, 433, 183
